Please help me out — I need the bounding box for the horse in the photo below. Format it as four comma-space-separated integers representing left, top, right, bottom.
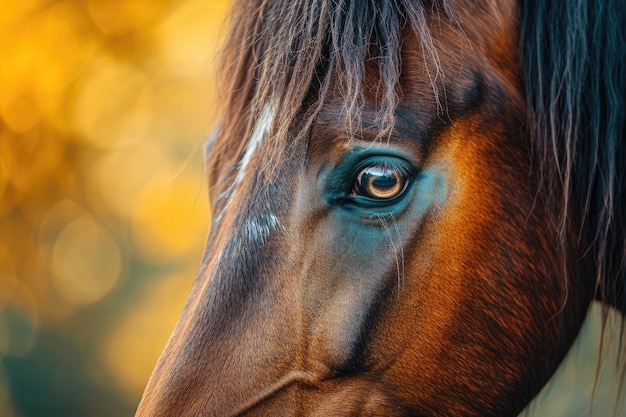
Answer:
135, 0, 625, 415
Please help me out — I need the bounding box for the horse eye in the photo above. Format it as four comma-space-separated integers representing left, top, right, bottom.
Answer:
352, 163, 408, 200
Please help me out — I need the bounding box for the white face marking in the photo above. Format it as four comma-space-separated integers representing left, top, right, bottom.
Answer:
207, 247, 224, 283
207, 213, 280, 284
213, 103, 277, 226
236, 103, 276, 186
242, 213, 281, 245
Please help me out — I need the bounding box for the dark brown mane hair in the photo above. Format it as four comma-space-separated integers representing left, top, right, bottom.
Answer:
521, 0, 625, 318
209, 0, 452, 185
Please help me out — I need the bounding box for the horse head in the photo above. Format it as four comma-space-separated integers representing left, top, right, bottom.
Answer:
136, 1, 625, 416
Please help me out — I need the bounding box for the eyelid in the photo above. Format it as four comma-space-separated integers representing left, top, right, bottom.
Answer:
323, 149, 418, 209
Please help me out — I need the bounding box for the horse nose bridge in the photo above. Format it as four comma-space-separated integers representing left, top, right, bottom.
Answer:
305, 293, 376, 373
134, 203, 310, 416
290, 210, 405, 375
300, 255, 390, 374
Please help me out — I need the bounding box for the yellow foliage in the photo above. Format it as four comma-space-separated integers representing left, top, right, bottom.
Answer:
0, 0, 229, 414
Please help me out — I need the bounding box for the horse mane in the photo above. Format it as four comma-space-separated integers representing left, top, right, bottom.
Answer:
212, 0, 625, 326
521, 0, 626, 316
210, 0, 451, 185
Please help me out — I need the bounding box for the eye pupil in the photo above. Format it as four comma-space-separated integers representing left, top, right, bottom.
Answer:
369, 173, 397, 189
354, 163, 408, 200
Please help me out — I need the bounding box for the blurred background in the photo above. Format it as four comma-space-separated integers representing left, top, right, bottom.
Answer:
0, 1, 624, 416
0, 0, 227, 415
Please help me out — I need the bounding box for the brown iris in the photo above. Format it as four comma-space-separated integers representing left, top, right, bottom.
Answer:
353, 163, 408, 200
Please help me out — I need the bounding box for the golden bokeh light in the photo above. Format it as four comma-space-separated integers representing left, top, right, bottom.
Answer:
132, 171, 209, 262
86, 144, 171, 218
1, 95, 40, 135
99, 269, 195, 401
88, 0, 159, 36
72, 58, 153, 149
50, 215, 122, 306
154, 0, 230, 78
0, 0, 227, 415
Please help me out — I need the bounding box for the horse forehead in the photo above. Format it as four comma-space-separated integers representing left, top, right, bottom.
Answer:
312, 71, 485, 155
